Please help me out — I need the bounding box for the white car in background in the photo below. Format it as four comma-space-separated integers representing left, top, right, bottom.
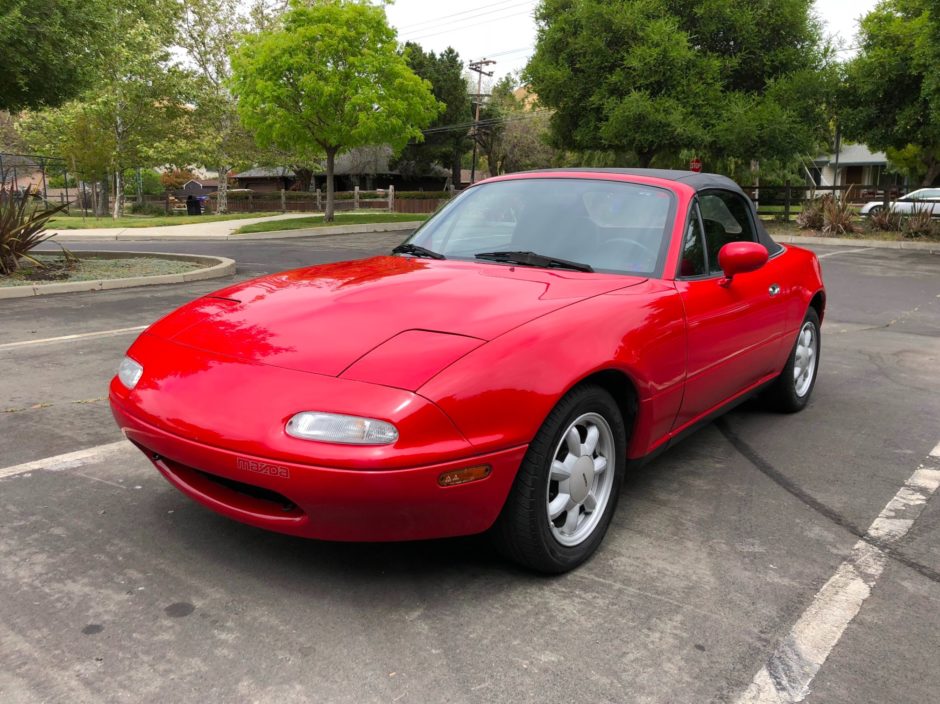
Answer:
860, 188, 940, 216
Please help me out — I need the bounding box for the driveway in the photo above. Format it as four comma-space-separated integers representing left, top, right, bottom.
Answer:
1, 235, 938, 703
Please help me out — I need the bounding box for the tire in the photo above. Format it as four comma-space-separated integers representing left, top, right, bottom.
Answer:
492, 384, 627, 573
766, 308, 821, 413
867, 205, 883, 216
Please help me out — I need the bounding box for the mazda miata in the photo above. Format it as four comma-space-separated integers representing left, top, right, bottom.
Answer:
110, 169, 825, 573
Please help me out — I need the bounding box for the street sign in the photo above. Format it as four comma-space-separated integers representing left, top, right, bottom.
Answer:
689, 158, 702, 173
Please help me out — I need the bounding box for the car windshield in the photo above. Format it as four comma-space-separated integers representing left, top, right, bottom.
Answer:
404, 178, 676, 276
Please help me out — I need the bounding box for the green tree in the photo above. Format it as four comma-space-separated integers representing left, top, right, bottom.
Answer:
230, 0, 441, 220
17, 2, 193, 218
0, 0, 111, 111
525, 0, 830, 173
841, 0, 940, 186
179, 0, 262, 213
395, 44, 472, 187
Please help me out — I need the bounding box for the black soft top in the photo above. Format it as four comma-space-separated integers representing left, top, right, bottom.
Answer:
517, 168, 781, 253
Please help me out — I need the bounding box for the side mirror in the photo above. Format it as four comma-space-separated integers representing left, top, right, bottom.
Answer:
717, 241, 768, 286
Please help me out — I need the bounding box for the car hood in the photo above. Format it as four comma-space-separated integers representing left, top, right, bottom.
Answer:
147, 256, 645, 377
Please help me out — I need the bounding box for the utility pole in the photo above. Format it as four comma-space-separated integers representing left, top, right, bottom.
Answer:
468, 58, 496, 186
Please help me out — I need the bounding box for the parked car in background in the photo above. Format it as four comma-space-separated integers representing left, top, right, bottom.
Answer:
110, 169, 826, 573
860, 188, 940, 216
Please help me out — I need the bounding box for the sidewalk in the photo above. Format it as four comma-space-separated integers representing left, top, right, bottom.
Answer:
48, 213, 318, 241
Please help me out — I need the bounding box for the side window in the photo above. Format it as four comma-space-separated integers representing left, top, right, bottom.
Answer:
679, 202, 708, 277
698, 191, 757, 274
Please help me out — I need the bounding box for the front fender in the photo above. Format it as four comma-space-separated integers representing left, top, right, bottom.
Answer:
417, 280, 686, 458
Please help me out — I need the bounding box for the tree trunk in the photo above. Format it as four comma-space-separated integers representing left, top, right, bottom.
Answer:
638, 151, 654, 169
325, 148, 336, 222
97, 178, 109, 218
921, 157, 940, 187
112, 169, 123, 219
451, 148, 461, 189
217, 165, 229, 214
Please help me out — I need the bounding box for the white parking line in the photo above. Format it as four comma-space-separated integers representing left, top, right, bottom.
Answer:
0, 441, 133, 480
736, 439, 940, 703
816, 247, 872, 259
0, 325, 147, 351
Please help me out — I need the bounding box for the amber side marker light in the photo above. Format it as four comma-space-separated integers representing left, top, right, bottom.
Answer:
438, 465, 492, 487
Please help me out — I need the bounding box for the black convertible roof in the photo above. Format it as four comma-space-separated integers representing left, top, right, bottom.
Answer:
521, 168, 743, 193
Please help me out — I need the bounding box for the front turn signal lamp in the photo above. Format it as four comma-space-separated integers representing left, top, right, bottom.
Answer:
438, 465, 492, 487
286, 412, 399, 445
117, 356, 143, 390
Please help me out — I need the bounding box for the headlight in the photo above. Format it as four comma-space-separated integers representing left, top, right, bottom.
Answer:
286, 412, 399, 445
117, 356, 143, 389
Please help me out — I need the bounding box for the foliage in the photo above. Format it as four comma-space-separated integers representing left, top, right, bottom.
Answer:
841, 0, 940, 187
129, 202, 167, 217
903, 207, 937, 238
796, 196, 826, 230
525, 0, 831, 172
0, 198, 67, 275
868, 208, 904, 232
395, 44, 473, 187
15, 1, 193, 218
178, 0, 264, 213
0, 0, 113, 111
160, 169, 198, 190
229, 0, 441, 220
821, 187, 858, 235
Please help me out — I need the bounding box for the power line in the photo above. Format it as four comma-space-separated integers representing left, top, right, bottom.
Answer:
402, 8, 537, 43
396, 0, 533, 33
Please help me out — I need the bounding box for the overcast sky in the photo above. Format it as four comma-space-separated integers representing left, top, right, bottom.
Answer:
384, 0, 881, 79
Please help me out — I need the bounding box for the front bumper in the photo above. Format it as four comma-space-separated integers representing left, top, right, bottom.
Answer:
111, 398, 526, 541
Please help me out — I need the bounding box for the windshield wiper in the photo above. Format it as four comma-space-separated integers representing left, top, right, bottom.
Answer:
474, 250, 594, 273
392, 243, 446, 260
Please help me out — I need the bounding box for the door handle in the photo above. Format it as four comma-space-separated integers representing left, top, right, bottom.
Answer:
769, 283, 781, 297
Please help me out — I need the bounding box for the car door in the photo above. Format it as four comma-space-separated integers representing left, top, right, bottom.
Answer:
672, 190, 790, 431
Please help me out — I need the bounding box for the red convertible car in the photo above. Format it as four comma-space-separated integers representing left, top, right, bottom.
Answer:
110, 169, 825, 573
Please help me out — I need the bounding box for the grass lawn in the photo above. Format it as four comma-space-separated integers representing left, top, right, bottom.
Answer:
0, 253, 203, 287
234, 212, 429, 234
48, 212, 282, 229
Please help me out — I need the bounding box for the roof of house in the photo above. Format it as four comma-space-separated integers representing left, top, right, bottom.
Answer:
814, 143, 888, 166
234, 166, 295, 179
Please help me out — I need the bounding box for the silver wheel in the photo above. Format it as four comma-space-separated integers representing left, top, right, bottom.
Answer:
545, 412, 616, 547
793, 321, 817, 397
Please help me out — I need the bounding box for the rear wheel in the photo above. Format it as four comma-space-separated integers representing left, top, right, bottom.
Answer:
493, 384, 627, 573
867, 205, 883, 216
766, 308, 821, 413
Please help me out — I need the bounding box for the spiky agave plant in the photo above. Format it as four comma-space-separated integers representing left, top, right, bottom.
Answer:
822, 185, 858, 235
0, 197, 68, 275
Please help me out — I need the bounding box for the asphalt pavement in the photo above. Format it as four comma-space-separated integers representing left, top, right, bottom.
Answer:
1, 233, 938, 704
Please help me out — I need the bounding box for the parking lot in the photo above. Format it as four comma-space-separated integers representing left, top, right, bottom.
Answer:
2, 232, 939, 703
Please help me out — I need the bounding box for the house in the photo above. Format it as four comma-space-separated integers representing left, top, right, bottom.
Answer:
233, 148, 449, 193
232, 166, 295, 192
811, 144, 904, 193
178, 179, 219, 197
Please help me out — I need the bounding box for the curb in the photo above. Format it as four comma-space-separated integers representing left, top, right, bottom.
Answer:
50, 221, 423, 242
777, 234, 940, 253
0, 251, 236, 300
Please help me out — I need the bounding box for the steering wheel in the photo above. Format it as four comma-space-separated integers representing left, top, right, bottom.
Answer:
597, 237, 659, 271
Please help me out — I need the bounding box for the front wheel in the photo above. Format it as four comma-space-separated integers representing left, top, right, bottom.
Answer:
766, 308, 821, 413
492, 384, 627, 573
866, 205, 883, 216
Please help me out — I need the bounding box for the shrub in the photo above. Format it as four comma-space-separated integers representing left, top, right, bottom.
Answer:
796, 196, 826, 230
0, 198, 68, 275
868, 208, 903, 232
822, 186, 858, 235
129, 201, 166, 216
903, 207, 937, 238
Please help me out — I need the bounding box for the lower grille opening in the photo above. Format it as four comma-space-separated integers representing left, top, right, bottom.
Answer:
193, 468, 297, 513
